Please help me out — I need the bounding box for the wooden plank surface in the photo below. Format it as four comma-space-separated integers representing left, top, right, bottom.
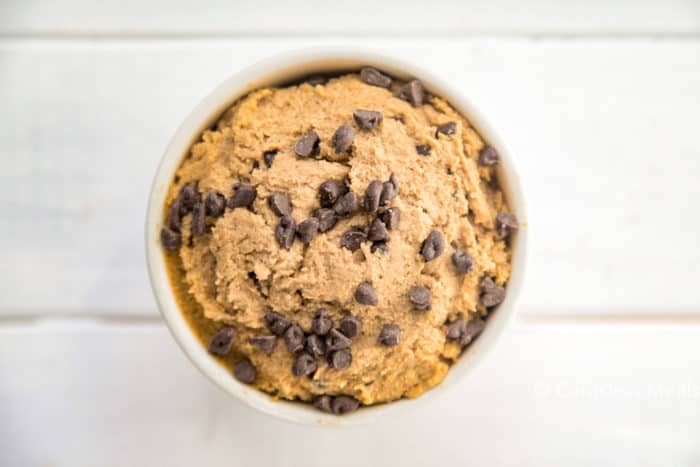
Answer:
2, 38, 699, 315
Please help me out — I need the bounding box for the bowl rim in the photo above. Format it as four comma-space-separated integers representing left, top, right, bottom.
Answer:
145, 46, 529, 426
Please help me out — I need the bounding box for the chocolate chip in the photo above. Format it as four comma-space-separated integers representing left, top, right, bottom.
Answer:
379, 174, 399, 206
275, 215, 296, 250
353, 109, 383, 130
318, 180, 345, 207
333, 192, 359, 217
228, 182, 257, 208
168, 199, 182, 231
312, 309, 333, 336
368, 218, 389, 242
294, 130, 320, 157
204, 190, 226, 217
313, 395, 333, 413
378, 207, 400, 230
313, 208, 338, 232
364, 180, 383, 213
265, 311, 291, 336
208, 327, 236, 356
370, 241, 389, 254
267, 193, 292, 217
284, 324, 305, 353
332, 395, 360, 415
495, 212, 518, 238
263, 150, 277, 168
191, 201, 206, 236
409, 286, 432, 311
460, 318, 486, 347
339, 316, 361, 339
160, 227, 181, 251
297, 217, 319, 243
306, 334, 326, 358
446, 319, 466, 340
378, 324, 401, 346
233, 359, 256, 384
480, 276, 506, 307
340, 227, 367, 251
292, 352, 317, 377
416, 144, 431, 156
398, 79, 424, 106
332, 125, 355, 153
328, 349, 352, 370
451, 249, 474, 273
355, 282, 378, 306
421, 230, 445, 262
360, 67, 392, 88
325, 328, 351, 352
249, 335, 277, 355
179, 183, 199, 213
436, 122, 457, 136
478, 145, 500, 166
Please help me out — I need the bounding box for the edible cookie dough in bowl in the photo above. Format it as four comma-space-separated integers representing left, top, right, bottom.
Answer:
146, 49, 527, 424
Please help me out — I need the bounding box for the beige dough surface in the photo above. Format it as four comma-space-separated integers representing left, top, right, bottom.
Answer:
165, 73, 512, 405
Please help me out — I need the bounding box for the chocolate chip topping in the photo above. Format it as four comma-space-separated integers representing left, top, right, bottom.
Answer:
332, 125, 355, 153
332, 395, 360, 415
268, 193, 292, 217
398, 79, 425, 107
313, 208, 338, 232
325, 328, 352, 352
446, 319, 466, 340
319, 180, 346, 207
355, 282, 378, 306
480, 277, 506, 307
495, 212, 518, 238
340, 227, 367, 251
368, 218, 389, 242
179, 183, 199, 213
364, 180, 383, 213
306, 334, 326, 358
233, 359, 256, 384
378, 207, 400, 230
284, 324, 305, 353
416, 144, 431, 156
313, 395, 333, 413
353, 109, 383, 130
409, 286, 432, 311
228, 182, 257, 208
421, 230, 445, 262
360, 67, 392, 88
294, 130, 320, 157
312, 309, 333, 336
370, 241, 389, 254
275, 215, 296, 249
208, 327, 236, 356
204, 190, 226, 217
460, 318, 486, 347
379, 174, 399, 206
160, 227, 181, 251
478, 145, 500, 166
191, 201, 206, 237
168, 199, 182, 231
378, 324, 402, 346
328, 349, 352, 370
249, 335, 277, 355
292, 352, 317, 377
297, 217, 320, 243
436, 122, 457, 136
333, 192, 359, 218
451, 249, 474, 273
265, 311, 291, 336
263, 150, 277, 168
339, 316, 362, 339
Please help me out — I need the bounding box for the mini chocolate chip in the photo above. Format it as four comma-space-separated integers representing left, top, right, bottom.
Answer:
325, 328, 352, 352
297, 217, 320, 243
398, 79, 424, 106
360, 67, 392, 88
332, 395, 360, 415
313, 395, 333, 413
340, 227, 367, 252
305, 75, 327, 86
284, 324, 305, 353
168, 199, 182, 231
339, 316, 362, 339
268, 193, 292, 217
332, 125, 355, 153
451, 249, 474, 273
313, 208, 338, 232
233, 359, 256, 384
312, 309, 333, 336
355, 282, 378, 306
208, 327, 236, 356
379, 174, 399, 206
446, 319, 466, 340
275, 215, 296, 249
370, 241, 389, 254
161, 227, 181, 251
334, 192, 359, 217
478, 145, 500, 166
205, 190, 226, 217
496, 212, 518, 238
294, 130, 320, 157
228, 182, 257, 208
436, 122, 457, 136
416, 144, 431, 156
368, 218, 389, 242
319, 180, 344, 207
378, 207, 400, 230
364, 180, 383, 213
353, 109, 383, 130
409, 286, 432, 311
265, 311, 291, 336
328, 349, 352, 370
263, 150, 277, 168
191, 201, 206, 237
460, 318, 486, 347
179, 183, 199, 213
480, 277, 506, 307
249, 335, 277, 355
306, 334, 326, 358
292, 352, 317, 377
378, 324, 402, 346
421, 230, 445, 262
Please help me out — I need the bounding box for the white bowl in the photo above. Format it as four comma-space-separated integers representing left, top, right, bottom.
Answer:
145, 48, 529, 425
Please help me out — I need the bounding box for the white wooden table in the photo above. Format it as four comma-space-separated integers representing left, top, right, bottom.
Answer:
2, 1, 700, 465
